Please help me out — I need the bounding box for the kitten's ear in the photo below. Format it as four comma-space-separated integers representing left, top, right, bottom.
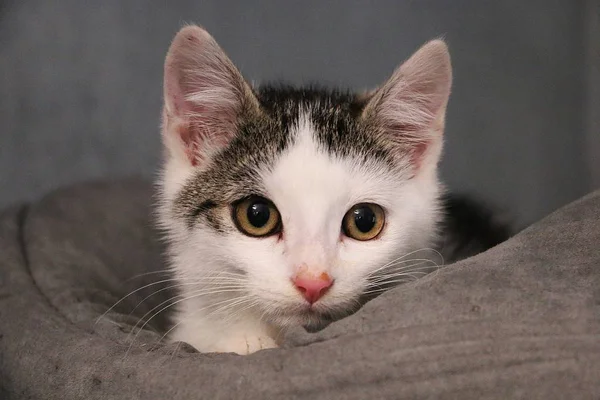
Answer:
363, 40, 452, 172
162, 25, 258, 166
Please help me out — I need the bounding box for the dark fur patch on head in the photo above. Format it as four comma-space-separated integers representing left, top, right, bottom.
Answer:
174, 104, 292, 229
174, 84, 398, 229
258, 84, 394, 164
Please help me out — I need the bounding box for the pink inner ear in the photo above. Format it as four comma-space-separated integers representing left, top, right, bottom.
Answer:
165, 74, 206, 166
164, 64, 190, 117
384, 121, 431, 170
177, 117, 235, 166
410, 141, 430, 170
177, 122, 202, 166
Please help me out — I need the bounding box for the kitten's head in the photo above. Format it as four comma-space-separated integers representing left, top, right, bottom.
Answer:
159, 26, 451, 327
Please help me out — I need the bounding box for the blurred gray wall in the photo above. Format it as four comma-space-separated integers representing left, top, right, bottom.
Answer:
1, 1, 598, 227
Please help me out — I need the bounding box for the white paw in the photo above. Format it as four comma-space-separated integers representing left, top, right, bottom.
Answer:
216, 334, 278, 355
169, 312, 281, 355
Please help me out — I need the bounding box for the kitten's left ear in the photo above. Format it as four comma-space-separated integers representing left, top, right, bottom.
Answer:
162, 25, 259, 167
363, 40, 452, 172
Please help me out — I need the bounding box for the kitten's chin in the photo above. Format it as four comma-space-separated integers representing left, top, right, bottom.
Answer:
266, 309, 330, 329
263, 298, 361, 329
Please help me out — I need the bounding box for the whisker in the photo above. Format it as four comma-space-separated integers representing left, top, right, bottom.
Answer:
371, 277, 420, 286
125, 291, 250, 357
368, 247, 444, 275
368, 261, 437, 282
363, 252, 445, 296
215, 299, 260, 327
151, 295, 257, 351
362, 283, 411, 296
368, 257, 440, 276
372, 269, 431, 280
95, 277, 186, 326
368, 265, 438, 283
365, 266, 443, 291
127, 282, 247, 319
96, 276, 247, 325
371, 262, 438, 277
129, 287, 246, 337
124, 269, 173, 283
168, 341, 182, 361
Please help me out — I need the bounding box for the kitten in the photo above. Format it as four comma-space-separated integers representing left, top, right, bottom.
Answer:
158, 25, 453, 355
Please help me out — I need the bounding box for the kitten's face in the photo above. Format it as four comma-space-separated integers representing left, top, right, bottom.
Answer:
159, 26, 451, 327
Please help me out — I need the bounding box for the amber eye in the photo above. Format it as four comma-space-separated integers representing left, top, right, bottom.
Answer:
233, 196, 281, 237
342, 203, 385, 241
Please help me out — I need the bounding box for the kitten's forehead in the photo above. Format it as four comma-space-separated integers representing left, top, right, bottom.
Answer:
266, 113, 352, 205
174, 86, 396, 226
263, 112, 396, 264
258, 85, 393, 164
264, 114, 374, 231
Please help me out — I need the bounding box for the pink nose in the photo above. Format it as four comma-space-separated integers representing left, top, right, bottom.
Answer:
292, 272, 333, 304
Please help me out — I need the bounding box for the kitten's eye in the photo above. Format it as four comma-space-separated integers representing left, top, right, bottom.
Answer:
342, 203, 385, 241
233, 196, 281, 237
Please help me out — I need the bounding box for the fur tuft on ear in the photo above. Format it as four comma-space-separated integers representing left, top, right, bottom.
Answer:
162, 25, 258, 166
363, 39, 452, 170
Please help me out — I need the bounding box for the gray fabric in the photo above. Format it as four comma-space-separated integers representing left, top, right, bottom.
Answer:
1, 179, 600, 399
1, 0, 596, 227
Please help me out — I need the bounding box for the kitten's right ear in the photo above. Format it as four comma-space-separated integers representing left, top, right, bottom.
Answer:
162, 25, 258, 166
362, 40, 452, 173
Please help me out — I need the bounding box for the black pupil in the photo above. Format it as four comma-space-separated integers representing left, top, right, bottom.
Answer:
353, 206, 376, 233
247, 202, 271, 228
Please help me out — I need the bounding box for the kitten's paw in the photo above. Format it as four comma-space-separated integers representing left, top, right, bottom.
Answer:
171, 320, 280, 355
219, 334, 278, 355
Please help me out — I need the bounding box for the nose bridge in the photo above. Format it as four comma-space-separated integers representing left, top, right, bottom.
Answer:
281, 188, 341, 272
286, 232, 332, 271
301, 238, 327, 265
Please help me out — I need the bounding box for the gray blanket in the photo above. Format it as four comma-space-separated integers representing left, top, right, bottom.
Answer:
1, 179, 599, 399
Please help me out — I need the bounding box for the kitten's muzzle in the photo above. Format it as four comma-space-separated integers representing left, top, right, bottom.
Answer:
292, 270, 333, 305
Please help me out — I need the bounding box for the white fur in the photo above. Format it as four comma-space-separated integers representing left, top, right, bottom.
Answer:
159, 112, 441, 354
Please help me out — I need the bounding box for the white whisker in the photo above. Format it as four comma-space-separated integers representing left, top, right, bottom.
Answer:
97, 272, 249, 326
151, 295, 257, 350
127, 282, 247, 319
125, 291, 250, 358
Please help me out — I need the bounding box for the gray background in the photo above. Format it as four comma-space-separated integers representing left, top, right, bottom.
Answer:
1, 0, 598, 227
